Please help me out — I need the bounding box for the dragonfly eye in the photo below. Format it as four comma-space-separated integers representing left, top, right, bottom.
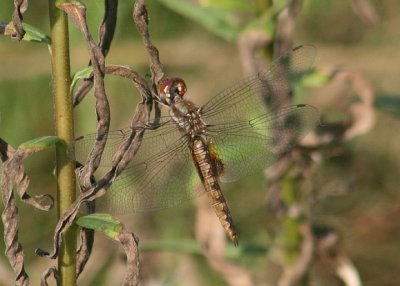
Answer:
157, 78, 187, 106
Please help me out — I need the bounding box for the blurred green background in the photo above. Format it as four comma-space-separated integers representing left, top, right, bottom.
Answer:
1, 0, 400, 285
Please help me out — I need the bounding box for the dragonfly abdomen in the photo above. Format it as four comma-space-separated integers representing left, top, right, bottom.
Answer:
191, 136, 239, 246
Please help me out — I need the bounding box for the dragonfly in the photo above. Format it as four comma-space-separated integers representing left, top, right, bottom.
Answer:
74, 45, 320, 246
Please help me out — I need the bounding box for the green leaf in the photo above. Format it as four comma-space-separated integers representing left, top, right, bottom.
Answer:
157, 0, 241, 42
21, 23, 52, 44
140, 239, 269, 258
375, 94, 400, 117
1, 22, 51, 44
19, 136, 63, 151
201, 0, 257, 13
76, 213, 123, 239
300, 69, 332, 87
70, 66, 93, 93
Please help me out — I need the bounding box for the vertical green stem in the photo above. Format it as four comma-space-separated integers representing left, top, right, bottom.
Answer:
48, 1, 77, 285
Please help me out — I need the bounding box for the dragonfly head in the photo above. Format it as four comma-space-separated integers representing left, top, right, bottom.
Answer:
156, 77, 187, 106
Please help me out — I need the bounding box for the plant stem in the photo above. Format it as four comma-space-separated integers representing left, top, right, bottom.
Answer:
48, 1, 77, 285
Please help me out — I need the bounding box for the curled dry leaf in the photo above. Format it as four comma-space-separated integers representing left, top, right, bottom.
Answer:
115, 229, 140, 286
59, 2, 111, 190
37, 102, 150, 259
133, 0, 164, 85
76, 213, 140, 286
72, 0, 118, 106
76, 227, 94, 278
301, 68, 375, 147
11, 0, 28, 40
40, 266, 59, 286
0, 138, 55, 286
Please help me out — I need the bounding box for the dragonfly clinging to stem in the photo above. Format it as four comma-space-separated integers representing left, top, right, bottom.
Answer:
74, 45, 320, 246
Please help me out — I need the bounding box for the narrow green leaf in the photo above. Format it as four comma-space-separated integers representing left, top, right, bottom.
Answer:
21, 23, 52, 44
157, 0, 241, 42
70, 66, 93, 93
76, 213, 123, 239
300, 69, 332, 87
202, 0, 257, 13
1, 22, 51, 44
140, 239, 269, 258
375, 94, 400, 117
19, 136, 63, 151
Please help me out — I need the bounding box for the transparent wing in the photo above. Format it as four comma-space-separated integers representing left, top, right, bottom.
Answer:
73, 117, 180, 167
207, 104, 320, 182
96, 135, 203, 213
73, 119, 203, 213
201, 45, 316, 123
201, 45, 318, 182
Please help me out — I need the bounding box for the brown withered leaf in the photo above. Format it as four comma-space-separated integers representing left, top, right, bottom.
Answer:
36, 102, 150, 260
1, 138, 55, 286
76, 226, 94, 278
59, 2, 110, 189
72, 0, 118, 106
133, 0, 164, 86
99, 0, 118, 56
40, 266, 59, 286
11, 0, 28, 40
116, 230, 140, 286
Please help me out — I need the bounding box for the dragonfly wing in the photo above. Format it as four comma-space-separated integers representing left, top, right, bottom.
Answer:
74, 118, 204, 213
201, 45, 318, 183
95, 134, 204, 213
208, 104, 320, 183
201, 45, 316, 123
73, 117, 180, 167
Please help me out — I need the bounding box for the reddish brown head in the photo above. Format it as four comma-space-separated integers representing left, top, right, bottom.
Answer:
156, 77, 187, 106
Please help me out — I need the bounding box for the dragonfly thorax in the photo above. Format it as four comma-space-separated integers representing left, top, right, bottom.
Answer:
170, 99, 207, 139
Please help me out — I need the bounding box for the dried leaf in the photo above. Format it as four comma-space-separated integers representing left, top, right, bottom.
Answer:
1, 137, 56, 286
59, 2, 110, 189
98, 0, 118, 56
133, 0, 164, 85
37, 102, 149, 259
0, 22, 51, 44
40, 267, 59, 286
72, 0, 118, 106
115, 229, 140, 286
12, 0, 28, 40
76, 226, 94, 277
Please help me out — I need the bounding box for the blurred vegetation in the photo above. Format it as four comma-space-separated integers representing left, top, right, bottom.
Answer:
1, 0, 400, 285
